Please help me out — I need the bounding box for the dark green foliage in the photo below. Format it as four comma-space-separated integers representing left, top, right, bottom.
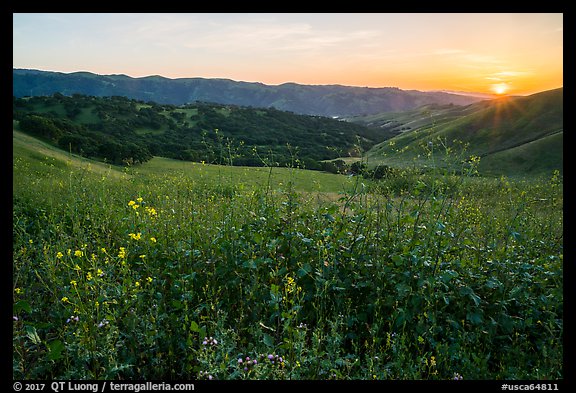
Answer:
14, 94, 391, 169
19, 115, 64, 142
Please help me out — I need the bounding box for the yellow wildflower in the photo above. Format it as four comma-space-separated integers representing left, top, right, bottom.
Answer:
61, 296, 69, 303
74, 250, 83, 258
128, 200, 136, 206
74, 264, 81, 271
146, 276, 153, 283
430, 356, 436, 367
150, 237, 157, 243
128, 233, 142, 241
14, 287, 22, 294
145, 206, 157, 217
56, 252, 64, 259
135, 281, 140, 287
136, 197, 143, 203
86, 272, 93, 281
118, 247, 126, 259
285, 275, 296, 294
70, 280, 77, 287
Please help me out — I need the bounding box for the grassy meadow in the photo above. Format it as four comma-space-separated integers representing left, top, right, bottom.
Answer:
13, 129, 563, 380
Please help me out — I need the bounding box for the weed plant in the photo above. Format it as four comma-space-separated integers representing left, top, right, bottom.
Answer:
13, 138, 563, 380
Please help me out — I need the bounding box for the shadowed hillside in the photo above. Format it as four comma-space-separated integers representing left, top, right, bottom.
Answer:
13, 68, 484, 117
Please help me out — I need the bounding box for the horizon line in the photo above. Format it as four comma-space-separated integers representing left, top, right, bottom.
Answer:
13, 67, 563, 97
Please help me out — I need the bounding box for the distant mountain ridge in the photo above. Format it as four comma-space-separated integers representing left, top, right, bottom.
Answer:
13, 68, 485, 117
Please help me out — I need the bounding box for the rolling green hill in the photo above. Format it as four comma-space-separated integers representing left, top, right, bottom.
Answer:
12, 128, 355, 195
361, 88, 563, 177
13, 94, 394, 170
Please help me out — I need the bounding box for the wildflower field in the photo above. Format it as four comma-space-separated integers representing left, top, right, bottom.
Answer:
13, 130, 563, 380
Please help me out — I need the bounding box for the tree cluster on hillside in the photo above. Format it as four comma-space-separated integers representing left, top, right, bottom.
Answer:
13, 94, 393, 169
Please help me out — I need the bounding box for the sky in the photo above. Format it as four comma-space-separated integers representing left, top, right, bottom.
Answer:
13, 13, 563, 96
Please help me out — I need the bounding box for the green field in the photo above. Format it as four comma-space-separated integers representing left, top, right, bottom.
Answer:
13, 130, 563, 380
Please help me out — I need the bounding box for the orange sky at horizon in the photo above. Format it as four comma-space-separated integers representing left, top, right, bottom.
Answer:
13, 13, 563, 96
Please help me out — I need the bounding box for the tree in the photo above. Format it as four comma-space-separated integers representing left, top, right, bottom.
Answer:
19, 115, 62, 142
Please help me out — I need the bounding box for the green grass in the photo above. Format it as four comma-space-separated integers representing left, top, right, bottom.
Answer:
13, 132, 563, 380
363, 89, 563, 177
136, 156, 356, 194
13, 130, 127, 179
478, 132, 563, 177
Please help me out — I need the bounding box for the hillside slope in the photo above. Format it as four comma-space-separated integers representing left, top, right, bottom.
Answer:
363, 88, 563, 177
13, 68, 484, 117
13, 94, 393, 170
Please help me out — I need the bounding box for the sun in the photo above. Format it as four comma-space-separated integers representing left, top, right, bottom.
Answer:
491, 83, 509, 96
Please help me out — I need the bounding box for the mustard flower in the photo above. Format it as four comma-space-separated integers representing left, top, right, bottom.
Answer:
74, 250, 83, 258
145, 206, 157, 217
56, 252, 64, 259
128, 233, 141, 241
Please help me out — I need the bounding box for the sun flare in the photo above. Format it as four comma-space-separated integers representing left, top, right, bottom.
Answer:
492, 83, 509, 95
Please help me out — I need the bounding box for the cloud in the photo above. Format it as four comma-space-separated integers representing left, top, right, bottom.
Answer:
484, 70, 533, 81
102, 14, 384, 57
